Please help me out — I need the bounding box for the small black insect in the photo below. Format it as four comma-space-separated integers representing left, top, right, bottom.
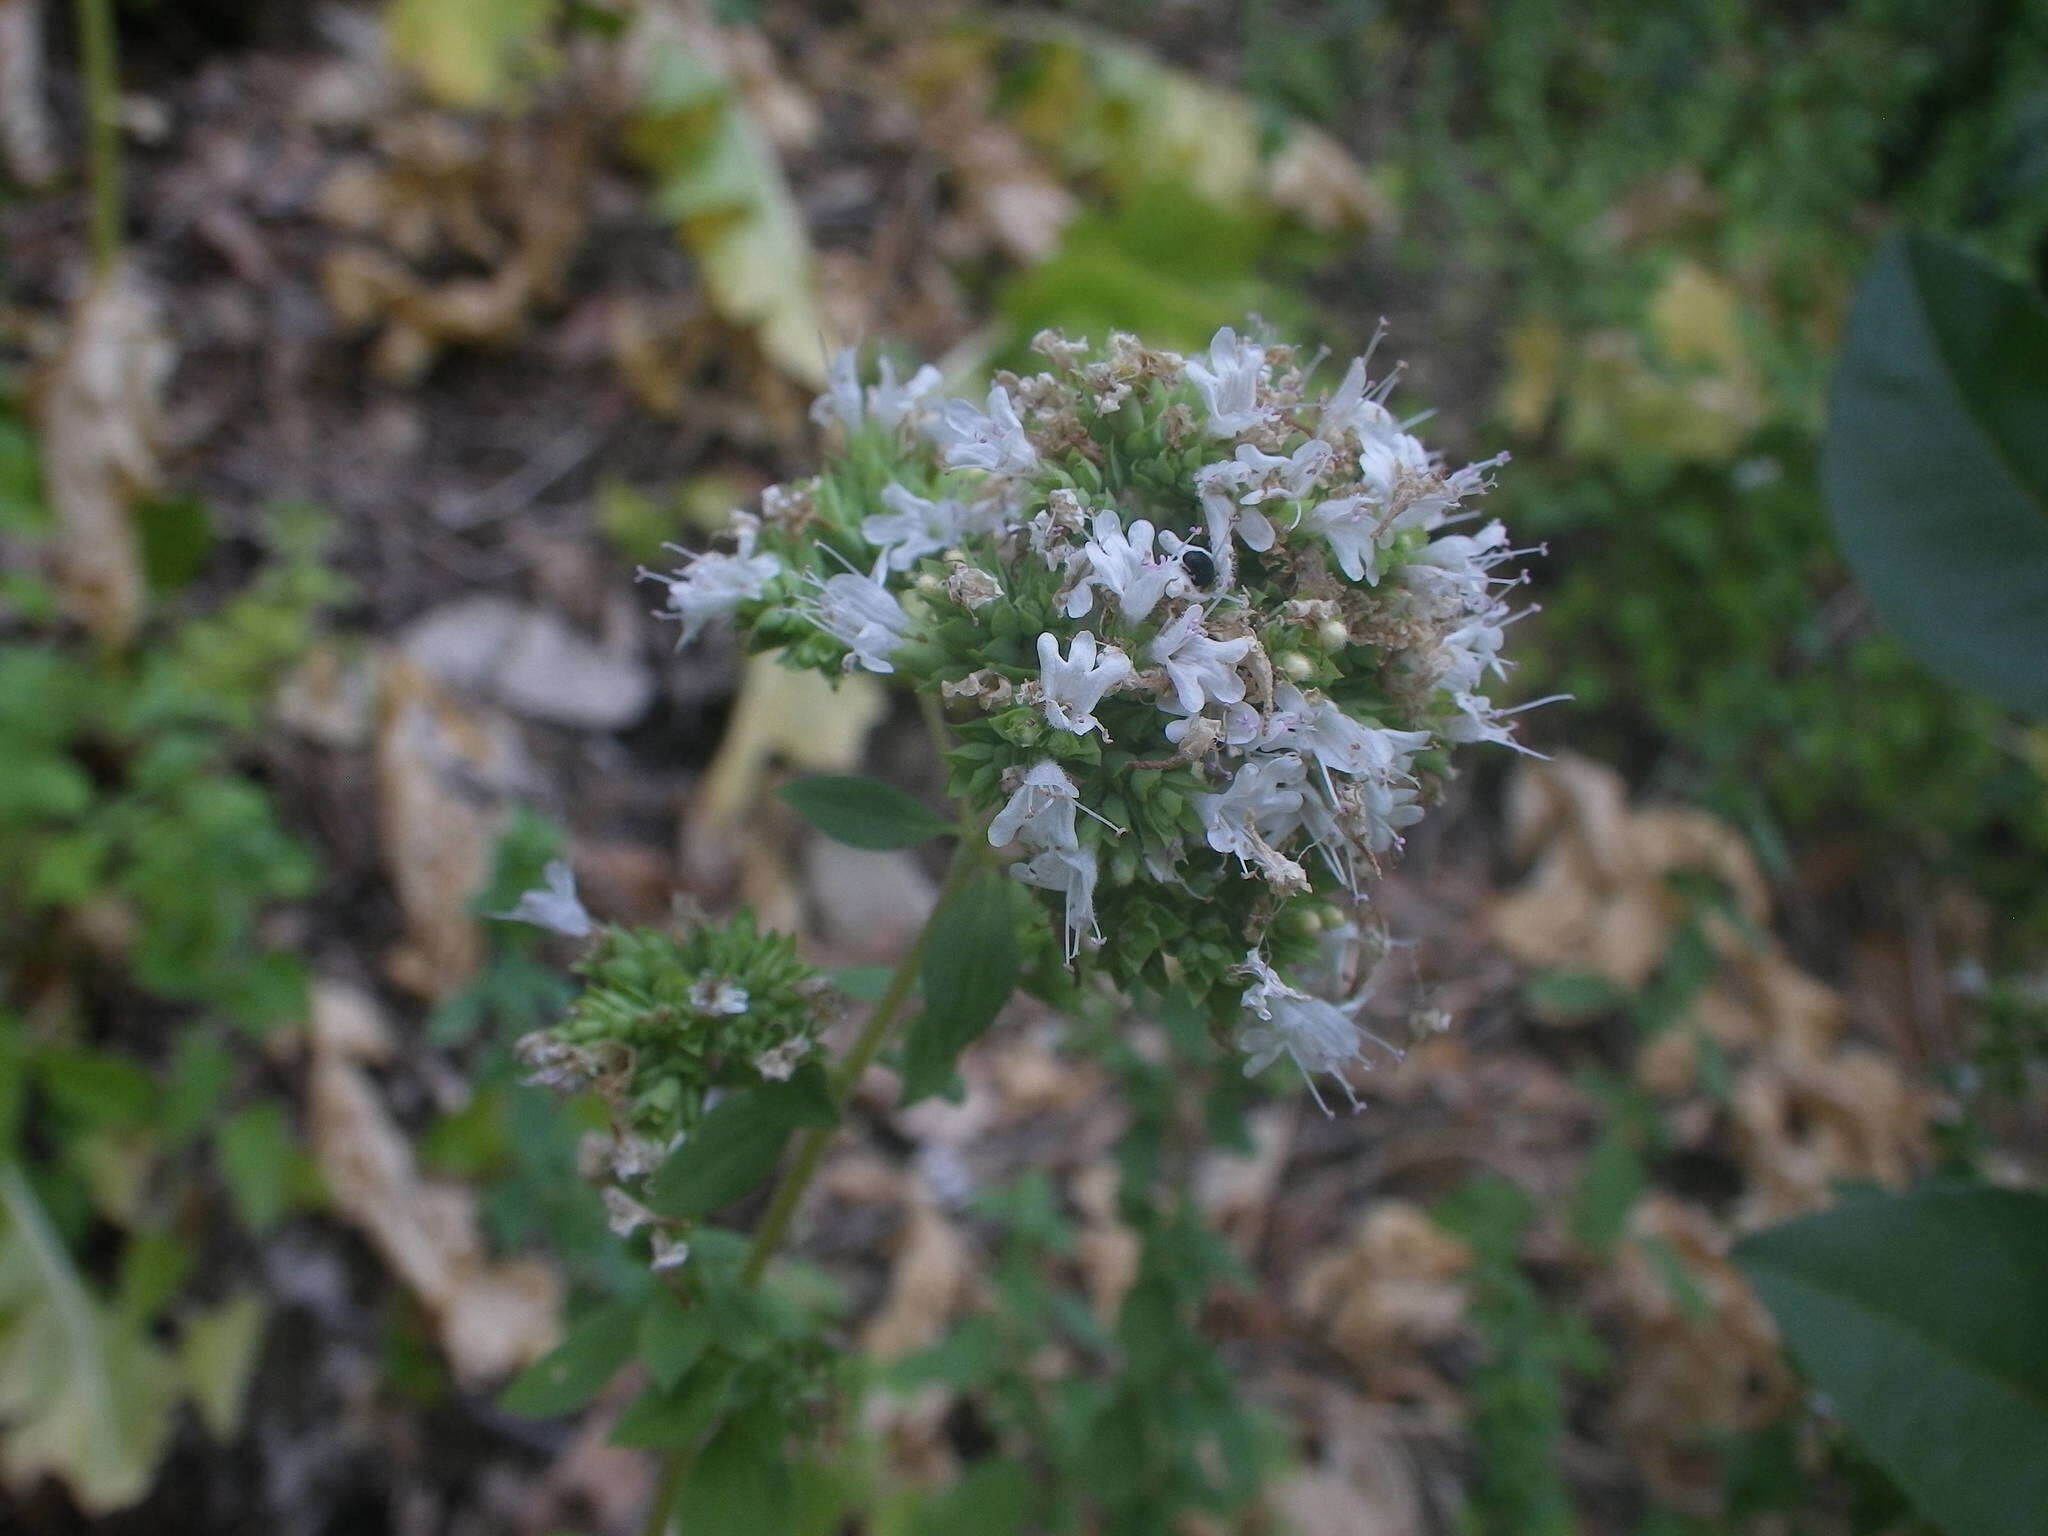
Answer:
1179, 546, 1217, 588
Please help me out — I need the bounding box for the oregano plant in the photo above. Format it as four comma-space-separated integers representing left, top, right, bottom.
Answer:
493, 324, 1544, 1529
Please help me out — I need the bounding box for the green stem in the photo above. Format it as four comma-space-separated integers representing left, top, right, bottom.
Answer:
75, 0, 123, 277
640, 811, 989, 1535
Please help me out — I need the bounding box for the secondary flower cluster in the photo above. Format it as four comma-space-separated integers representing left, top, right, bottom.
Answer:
652, 325, 1541, 1103
499, 877, 830, 1259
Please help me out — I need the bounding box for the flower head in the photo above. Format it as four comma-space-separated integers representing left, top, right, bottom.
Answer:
647, 329, 1542, 1068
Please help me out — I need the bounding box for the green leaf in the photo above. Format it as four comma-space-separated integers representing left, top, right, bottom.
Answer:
497, 1299, 640, 1419
900, 877, 1021, 1104
913, 1457, 1032, 1536
385, 0, 558, 107
1524, 968, 1629, 1023
1822, 234, 2048, 715
627, 41, 828, 386
215, 1104, 317, 1233
638, 1289, 714, 1391
1571, 1129, 1647, 1253
0, 1166, 179, 1513
134, 493, 215, 594
645, 1067, 838, 1220
672, 1403, 793, 1536
176, 1292, 267, 1441
1734, 1184, 2048, 1536
776, 775, 952, 850
608, 1356, 737, 1450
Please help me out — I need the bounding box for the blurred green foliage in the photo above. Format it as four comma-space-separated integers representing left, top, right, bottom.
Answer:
0, 390, 347, 1504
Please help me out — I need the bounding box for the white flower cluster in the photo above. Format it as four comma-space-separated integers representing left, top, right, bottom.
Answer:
649, 325, 1547, 1108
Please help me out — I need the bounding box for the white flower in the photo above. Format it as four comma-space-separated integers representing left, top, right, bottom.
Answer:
801, 555, 912, 673
1318, 353, 1403, 446
1335, 775, 1427, 855
810, 347, 864, 432
603, 1187, 654, 1237
754, 1037, 811, 1081
646, 526, 781, 643
1147, 605, 1252, 715
1184, 326, 1269, 436
810, 350, 942, 434
987, 760, 1080, 851
931, 384, 1037, 474
1260, 684, 1429, 781
492, 860, 592, 938
688, 979, 750, 1015
1010, 842, 1098, 962
867, 357, 942, 430
1166, 700, 1260, 748
1237, 949, 1390, 1115
864, 483, 965, 571
1442, 692, 1536, 755
649, 1231, 691, 1271
1306, 493, 1431, 585
1197, 753, 1312, 894
1199, 440, 1332, 507
1036, 630, 1133, 737
1063, 511, 1187, 622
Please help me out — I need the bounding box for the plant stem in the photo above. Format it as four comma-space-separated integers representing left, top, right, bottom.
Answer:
75, 0, 122, 277
640, 817, 988, 1534
738, 831, 981, 1287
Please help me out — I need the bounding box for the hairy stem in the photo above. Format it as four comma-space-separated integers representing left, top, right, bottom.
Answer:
75, 0, 121, 276
640, 805, 987, 1534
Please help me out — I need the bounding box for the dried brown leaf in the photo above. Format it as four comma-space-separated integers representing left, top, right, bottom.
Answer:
309, 982, 560, 1388
1293, 1202, 1471, 1367
862, 1197, 972, 1361
0, 0, 56, 187
374, 660, 527, 999
36, 268, 170, 648
1608, 1195, 1792, 1510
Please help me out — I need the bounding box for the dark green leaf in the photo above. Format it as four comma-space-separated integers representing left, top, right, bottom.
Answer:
777, 775, 952, 850
639, 1290, 714, 1390
1823, 234, 2048, 715
497, 1300, 641, 1418
214, 1103, 318, 1233
1524, 968, 1628, 1023
913, 1457, 1032, 1536
135, 494, 216, 593
1570, 1129, 1646, 1253
900, 876, 1021, 1104
608, 1356, 737, 1449
1735, 1184, 2048, 1536
672, 1402, 792, 1534
644, 1068, 837, 1220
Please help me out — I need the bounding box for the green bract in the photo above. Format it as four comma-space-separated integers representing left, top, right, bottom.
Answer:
521, 911, 828, 1147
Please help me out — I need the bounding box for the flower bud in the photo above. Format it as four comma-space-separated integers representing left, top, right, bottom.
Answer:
1278, 651, 1315, 681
